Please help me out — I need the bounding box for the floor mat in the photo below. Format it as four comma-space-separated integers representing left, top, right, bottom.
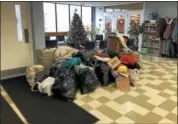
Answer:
1, 76, 99, 124
1, 96, 23, 124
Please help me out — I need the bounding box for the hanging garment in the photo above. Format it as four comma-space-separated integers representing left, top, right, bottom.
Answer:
38, 77, 55, 96
161, 39, 172, 56
163, 19, 176, 40
158, 18, 167, 40
170, 41, 178, 58
172, 24, 178, 43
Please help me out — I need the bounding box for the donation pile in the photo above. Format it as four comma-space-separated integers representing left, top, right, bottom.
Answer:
26, 45, 141, 101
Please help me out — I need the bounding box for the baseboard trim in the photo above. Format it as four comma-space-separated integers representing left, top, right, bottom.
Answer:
1, 67, 26, 80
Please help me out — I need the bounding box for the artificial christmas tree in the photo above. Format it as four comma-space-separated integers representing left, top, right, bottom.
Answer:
70, 11, 88, 49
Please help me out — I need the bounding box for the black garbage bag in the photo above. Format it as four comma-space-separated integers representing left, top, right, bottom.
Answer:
51, 67, 78, 101
87, 55, 102, 68
95, 62, 111, 86
77, 67, 100, 94
73, 51, 92, 65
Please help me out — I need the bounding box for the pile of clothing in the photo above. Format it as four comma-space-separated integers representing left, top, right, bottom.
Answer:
26, 46, 141, 101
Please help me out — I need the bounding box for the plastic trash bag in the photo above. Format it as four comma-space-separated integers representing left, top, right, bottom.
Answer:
95, 62, 112, 86
76, 67, 99, 94
73, 51, 92, 65
51, 67, 78, 101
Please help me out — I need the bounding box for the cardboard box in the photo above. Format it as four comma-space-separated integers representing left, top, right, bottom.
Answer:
115, 77, 130, 91
107, 57, 121, 69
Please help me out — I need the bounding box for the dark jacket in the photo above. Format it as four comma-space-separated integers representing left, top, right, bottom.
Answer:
158, 18, 167, 40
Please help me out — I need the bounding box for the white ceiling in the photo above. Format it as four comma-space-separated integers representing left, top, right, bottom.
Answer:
57, 2, 142, 7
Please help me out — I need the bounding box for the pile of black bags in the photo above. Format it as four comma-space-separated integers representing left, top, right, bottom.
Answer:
35, 51, 115, 101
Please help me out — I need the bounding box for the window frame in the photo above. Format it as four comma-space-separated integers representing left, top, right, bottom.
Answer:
43, 2, 92, 33
56, 4, 70, 32
43, 2, 57, 32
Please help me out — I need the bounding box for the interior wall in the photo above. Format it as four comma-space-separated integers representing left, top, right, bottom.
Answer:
144, 2, 177, 20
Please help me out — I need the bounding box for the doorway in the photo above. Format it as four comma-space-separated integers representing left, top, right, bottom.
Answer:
1, 2, 34, 77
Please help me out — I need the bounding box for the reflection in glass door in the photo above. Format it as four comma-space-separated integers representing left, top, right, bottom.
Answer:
117, 15, 125, 34
129, 14, 140, 30
105, 14, 113, 33
115, 13, 127, 35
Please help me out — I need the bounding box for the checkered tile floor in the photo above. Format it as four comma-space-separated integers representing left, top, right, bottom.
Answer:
74, 55, 177, 124
2, 55, 177, 124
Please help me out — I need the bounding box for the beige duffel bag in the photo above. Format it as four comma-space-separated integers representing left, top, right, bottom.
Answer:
37, 48, 56, 69
26, 65, 44, 88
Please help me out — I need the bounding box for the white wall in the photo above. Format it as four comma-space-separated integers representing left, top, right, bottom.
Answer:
144, 2, 177, 20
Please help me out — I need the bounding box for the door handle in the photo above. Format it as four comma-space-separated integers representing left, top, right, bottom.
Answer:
24, 29, 29, 43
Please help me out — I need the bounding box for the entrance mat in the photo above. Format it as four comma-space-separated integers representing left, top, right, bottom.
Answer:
1, 96, 23, 124
2, 76, 99, 124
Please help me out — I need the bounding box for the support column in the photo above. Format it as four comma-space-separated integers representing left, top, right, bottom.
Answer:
30, 2, 45, 64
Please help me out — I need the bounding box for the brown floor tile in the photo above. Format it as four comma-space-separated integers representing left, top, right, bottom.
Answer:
158, 100, 177, 111
81, 104, 93, 111
125, 111, 144, 122
97, 97, 110, 104
166, 113, 177, 122
113, 94, 135, 104
145, 83, 171, 91
148, 71, 166, 77
134, 88, 146, 94
103, 83, 116, 93
158, 92, 172, 98
141, 112, 163, 123
81, 96, 95, 103
97, 105, 122, 120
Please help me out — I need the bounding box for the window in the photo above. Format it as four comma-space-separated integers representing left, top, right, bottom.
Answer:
70, 5, 81, 22
105, 8, 113, 13
43, 3, 93, 34
15, 4, 23, 42
114, 9, 121, 12
57, 4, 69, 32
43, 3, 56, 32
82, 6, 92, 31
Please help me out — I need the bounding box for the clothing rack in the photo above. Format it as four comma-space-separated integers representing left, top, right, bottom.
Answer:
159, 17, 178, 58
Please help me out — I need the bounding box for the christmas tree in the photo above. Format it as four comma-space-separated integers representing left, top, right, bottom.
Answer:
70, 10, 88, 49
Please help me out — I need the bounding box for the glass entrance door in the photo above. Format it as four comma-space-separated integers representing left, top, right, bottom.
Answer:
104, 13, 114, 33
115, 12, 127, 35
